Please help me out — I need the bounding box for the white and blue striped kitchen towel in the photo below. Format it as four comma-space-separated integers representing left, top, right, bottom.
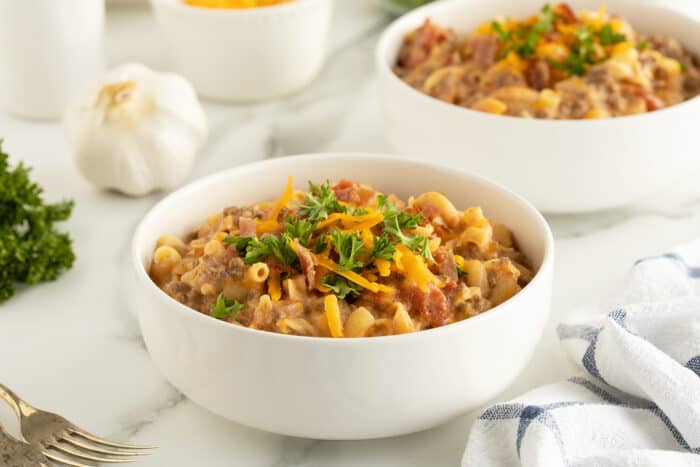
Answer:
463, 240, 700, 467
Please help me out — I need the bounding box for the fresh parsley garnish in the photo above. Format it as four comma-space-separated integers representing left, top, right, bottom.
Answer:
456, 264, 466, 277
321, 274, 362, 299
551, 26, 597, 76
552, 24, 627, 76
330, 230, 366, 271
492, 4, 555, 58
679, 60, 689, 73
298, 181, 346, 222
223, 235, 251, 250
353, 207, 369, 215
598, 24, 626, 46
377, 194, 433, 262
284, 217, 316, 247
210, 293, 243, 320
224, 234, 297, 267
0, 142, 75, 302
637, 39, 648, 51
370, 232, 396, 260
315, 235, 328, 254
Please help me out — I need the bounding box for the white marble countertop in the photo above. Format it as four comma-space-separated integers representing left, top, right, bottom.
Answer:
1, 1, 700, 466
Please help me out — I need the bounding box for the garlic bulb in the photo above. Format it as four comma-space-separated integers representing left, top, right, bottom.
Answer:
64, 63, 208, 196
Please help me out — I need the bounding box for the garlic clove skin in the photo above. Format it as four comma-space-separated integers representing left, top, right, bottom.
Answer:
64, 63, 208, 196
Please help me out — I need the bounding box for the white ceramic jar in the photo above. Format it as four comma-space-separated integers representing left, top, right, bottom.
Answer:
0, 0, 105, 119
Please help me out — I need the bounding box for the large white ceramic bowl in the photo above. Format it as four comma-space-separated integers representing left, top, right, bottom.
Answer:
150, 0, 332, 102
132, 154, 554, 439
377, 0, 700, 213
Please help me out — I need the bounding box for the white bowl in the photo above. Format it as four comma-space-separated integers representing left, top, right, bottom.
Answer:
132, 154, 554, 439
376, 0, 700, 213
150, 0, 332, 102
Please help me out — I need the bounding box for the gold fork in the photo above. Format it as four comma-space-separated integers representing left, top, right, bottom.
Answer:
0, 384, 155, 466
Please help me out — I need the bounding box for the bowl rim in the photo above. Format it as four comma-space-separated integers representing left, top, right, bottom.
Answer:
149, 0, 327, 16
132, 153, 555, 345
375, 0, 700, 125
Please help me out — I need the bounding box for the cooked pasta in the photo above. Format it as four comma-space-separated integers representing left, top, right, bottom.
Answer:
394, 3, 700, 119
149, 178, 534, 337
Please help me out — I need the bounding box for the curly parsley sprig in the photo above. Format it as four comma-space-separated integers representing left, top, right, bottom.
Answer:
211, 293, 243, 320
0, 142, 75, 302
298, 181, 346, 222
377, 194, 434, 262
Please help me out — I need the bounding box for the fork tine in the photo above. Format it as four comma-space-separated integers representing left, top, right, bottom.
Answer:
71, 428, 157, 450
43, 451, 92, 467
63, 435, 149, 457
49, 443, 137, 464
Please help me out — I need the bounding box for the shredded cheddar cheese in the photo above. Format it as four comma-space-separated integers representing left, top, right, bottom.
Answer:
392, 245, 441, 293
268, 269, 281, 301
257, 175, 294, 234
316, 211, 384, 232
324, 294, 343, 338
315, 255, 394, 294
184, 0, 291, 9
375, 258, 391, 277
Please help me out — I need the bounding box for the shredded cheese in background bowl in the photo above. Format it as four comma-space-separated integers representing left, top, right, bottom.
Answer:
183, 0, 292, 9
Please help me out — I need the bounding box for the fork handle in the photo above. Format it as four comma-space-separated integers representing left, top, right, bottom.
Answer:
0, 384, 31, 417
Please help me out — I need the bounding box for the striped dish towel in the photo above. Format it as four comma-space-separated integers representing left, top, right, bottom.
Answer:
463, 241, 700, 467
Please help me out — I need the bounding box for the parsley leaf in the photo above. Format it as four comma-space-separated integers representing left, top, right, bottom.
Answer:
267, 234, 299, 267
492, 4, 555, 58
223, 234, 297, 266
598, 24, 626, 46
0, 142, 75, 302
330, 230, 366, 271
377, 194, 432, 262
321, 274, 362, 299
223, 236, 252, 251
491, 21, 512, 43
284, 217, 315, 247
456, 264, 467, 277
370, 232, 396, 260
315, 235, 328, 254
637, 39, 649, 51
298, 181, 346, 222
210, 293, 243, 320
551, 26, 597, 76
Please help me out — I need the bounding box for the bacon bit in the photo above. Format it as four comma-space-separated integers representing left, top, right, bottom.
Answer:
470, 35, 499, 67
556, 3, 578, 23
433, 247, 458, 283
332, 179, 376, 206
525, 60, 551, 91
291, 239, 316, 291
413, 284, 451, 327
398, 19, 450, 69
315, 255, 394, 294
238, 217, 257, 238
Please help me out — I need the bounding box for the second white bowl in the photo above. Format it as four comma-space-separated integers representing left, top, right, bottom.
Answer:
150, 0, 332, 102
376, 0, 700, 213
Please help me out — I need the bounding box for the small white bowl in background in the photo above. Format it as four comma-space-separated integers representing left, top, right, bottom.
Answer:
132, 154, 554, 439
150, 0, 332, 102
376, 0, 700, 213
